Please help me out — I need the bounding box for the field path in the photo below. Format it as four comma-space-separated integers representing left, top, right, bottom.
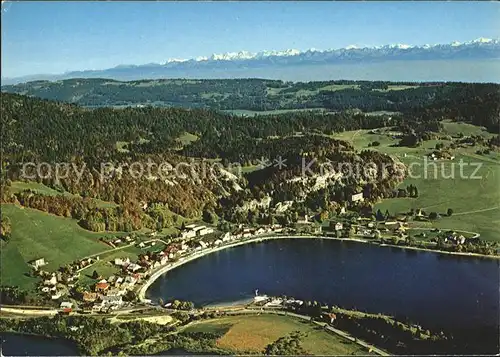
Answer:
351, 129, 362, 142
453, 206, 500, 216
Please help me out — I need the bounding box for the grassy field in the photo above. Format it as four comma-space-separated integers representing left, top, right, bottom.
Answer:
78, 245, 145, 287
374, 153, 500, 241
374, 85, 419, 92
0, 204, 122, 290
183, 314, 369, 355
330, 121, 495, 155
328, 122, 500, 241
224, 108, 326, 117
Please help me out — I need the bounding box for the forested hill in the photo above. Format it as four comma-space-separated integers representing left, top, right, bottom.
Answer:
1, 82, 499, 165
2, 79, 499, 123
0, 93, 406, 228
0, 87, 498, 230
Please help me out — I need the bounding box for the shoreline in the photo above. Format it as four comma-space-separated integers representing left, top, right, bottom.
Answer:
137, 234, 499, 301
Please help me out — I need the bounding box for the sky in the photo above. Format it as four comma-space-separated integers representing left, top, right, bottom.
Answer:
2, 1, 499, 78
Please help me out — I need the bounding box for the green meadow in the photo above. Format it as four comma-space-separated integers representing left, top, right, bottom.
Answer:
329, 121, 500, 242
374, 153, 500, 241
0, 204, 121, 290
183, 314, 371, 355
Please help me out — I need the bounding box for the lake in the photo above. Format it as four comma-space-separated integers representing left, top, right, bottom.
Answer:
147, 238, 500, 353
1, 332, 79, 356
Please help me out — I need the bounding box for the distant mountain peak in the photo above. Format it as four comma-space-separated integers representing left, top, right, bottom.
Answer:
3, 37, 499, 85
471, 37, 494, 43
163, 38, 499, 64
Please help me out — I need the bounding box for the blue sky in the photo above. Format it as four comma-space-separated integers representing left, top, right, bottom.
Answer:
2, 1, 499, 78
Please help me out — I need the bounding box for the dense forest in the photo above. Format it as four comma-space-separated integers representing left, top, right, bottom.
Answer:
2, 79, 499, 132
1, 80, 498, 230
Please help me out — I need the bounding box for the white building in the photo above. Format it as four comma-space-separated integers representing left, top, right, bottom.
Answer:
60, 302, 73, 309
199, 241, 208, 249
181, 230, 196, 239
255, 227, 266, 235
31, 258, 47, 269
351, 192, 364, 202
114, 258, 130, 266
221, 232, 232, 242
199, 227, 214, 236
127, 263, 142, 272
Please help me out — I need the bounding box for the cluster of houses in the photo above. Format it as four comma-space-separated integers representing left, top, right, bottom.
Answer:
214, 224, 284, 246
81, 272, 142, 313
101, 235, 136, 249
31, 257, 98, 300
39, 272, 74, 300
435, 231, 467, 245
428, 151, 455, 161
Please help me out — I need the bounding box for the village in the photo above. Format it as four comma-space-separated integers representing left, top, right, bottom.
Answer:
25, 186, 494, 317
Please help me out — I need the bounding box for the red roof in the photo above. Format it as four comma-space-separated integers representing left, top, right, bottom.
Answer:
95, 283, 109, 290
62, 308, 72, 313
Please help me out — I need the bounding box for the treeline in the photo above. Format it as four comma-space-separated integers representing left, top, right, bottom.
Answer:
0, 315, 168, 355
1, 216, 11, 241
4, 79, 497, 119
5, 189, 184, 232
2, 86, 497, 166
291, 302, 495, 355
0, 315, 229, 356
264, 331, 307, 355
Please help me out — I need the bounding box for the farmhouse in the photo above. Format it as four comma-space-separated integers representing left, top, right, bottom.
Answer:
30, 258, 47, 269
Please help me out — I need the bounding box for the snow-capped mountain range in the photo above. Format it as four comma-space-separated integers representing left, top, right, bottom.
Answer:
2, 38, 499, 84
162, 38, 499, 64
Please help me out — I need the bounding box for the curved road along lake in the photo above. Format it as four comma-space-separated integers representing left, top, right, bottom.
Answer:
147, 238, 499, 353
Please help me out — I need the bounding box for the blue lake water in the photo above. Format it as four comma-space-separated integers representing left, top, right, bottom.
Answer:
1, 332, 79, 356
147, 238, 499, 352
